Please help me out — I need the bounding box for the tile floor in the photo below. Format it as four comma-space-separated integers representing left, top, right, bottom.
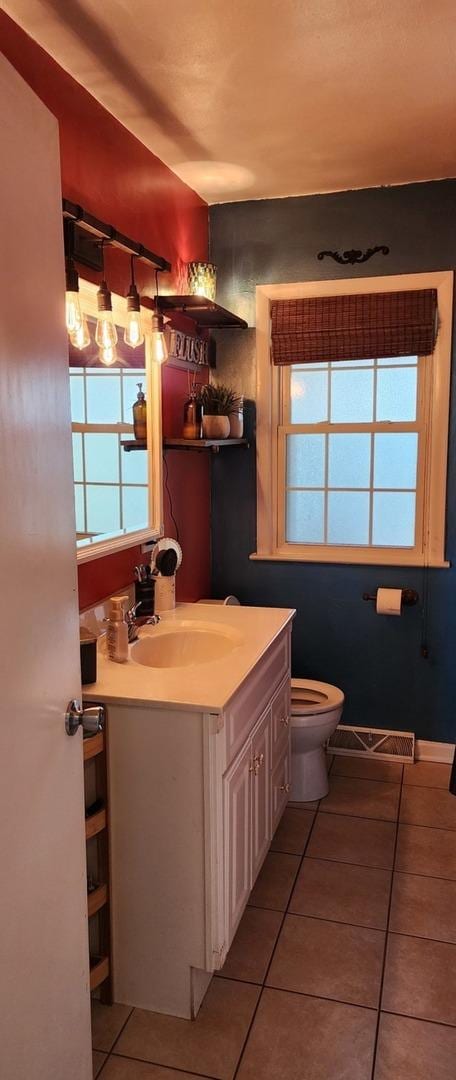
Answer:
92, 755, 456, 1079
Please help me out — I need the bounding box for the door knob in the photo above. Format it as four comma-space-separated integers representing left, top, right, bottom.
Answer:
65, 699, 105, 737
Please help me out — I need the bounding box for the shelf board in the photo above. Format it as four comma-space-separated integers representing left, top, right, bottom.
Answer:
83, 731, 104, 761
90, 955, 110, 991
164, 437, 248, 453
121, 439, 147, 452
158, 295, 248, 329
85, 807, 107, 840
87, 883, 108, 918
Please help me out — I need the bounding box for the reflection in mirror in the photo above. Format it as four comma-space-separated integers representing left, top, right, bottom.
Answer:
69, 315, 149, 550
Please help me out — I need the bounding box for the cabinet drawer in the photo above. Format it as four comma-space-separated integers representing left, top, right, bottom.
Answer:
224, 628, 290, 766
271, 675, 291, 769
271, 743, 291, 835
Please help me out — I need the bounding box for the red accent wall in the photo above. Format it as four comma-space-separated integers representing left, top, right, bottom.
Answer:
0, 11, 211, 607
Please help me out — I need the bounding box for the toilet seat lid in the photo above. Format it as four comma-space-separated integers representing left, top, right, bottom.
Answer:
290, 678, 344, 715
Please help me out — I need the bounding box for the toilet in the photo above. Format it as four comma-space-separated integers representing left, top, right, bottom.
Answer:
290, 679, 345, 801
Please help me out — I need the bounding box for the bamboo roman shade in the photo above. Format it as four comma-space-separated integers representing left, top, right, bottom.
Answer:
270, 289, 438, 365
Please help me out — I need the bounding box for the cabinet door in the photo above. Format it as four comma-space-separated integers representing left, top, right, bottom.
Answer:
223, 740, 252, 945
251, 709, 271, 886
271, 741, 291, 835
271, 676, 291, 769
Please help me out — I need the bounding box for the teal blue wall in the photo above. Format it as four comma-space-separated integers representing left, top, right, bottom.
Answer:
209, 180, 456, 743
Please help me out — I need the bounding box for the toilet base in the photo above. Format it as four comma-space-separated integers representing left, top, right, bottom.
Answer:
291, 745, 329, 802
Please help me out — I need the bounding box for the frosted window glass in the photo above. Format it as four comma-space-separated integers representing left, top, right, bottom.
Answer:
290, 370, 328, 423
86, 485, 120, 534
328, 492, 370, 545
122, 486, 148, 530
376, 367, 417, 421
86, 375, 121, 423
123, 372, 146, 422
121, 443, 148, 484
328, 434, 371, 489
372, 492, 416, 546
292, 363, 328, 372
374, 434, 418, 489
287, 434, 325, 488
330, 369, 374, 422
74, 484, 85, 533
377, 355, 417, 366
70, 375, 85, 422
331, 358, 373, 368
286, 491, 324, 543
85, 434, 119, 483
72, 433, 83, 482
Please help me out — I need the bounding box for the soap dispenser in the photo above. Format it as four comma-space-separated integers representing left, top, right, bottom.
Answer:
106, 595, 129, 663
133, 382, 147, 441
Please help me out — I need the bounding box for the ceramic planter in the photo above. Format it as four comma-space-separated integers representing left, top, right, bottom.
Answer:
202, 414, 230, 439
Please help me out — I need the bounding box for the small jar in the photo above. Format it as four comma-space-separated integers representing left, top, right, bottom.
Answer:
229, 397, 244, 439
183, 393, 203, 439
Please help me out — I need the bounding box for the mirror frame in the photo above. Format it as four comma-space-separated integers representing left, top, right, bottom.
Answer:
73, 280, 163, 564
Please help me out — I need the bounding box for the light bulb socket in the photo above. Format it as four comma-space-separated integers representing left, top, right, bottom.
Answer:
126, 283, 141, 313
151, 310, 166, 334
97, 279, 113, 313
65, 259, 79, 293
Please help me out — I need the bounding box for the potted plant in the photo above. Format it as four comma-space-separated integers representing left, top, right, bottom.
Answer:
197, 383, 241, 439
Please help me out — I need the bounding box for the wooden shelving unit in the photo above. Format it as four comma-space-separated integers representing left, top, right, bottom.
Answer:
164, 437, 249, 453
83, 723, 112, 1004
157, 294, 248, 329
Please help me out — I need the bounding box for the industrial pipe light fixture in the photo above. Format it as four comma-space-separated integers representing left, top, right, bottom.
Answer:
124, 255, 144, 348
65, 258, 83, 334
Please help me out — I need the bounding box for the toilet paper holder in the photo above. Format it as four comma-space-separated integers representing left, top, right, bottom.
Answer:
362, 588, 419, 606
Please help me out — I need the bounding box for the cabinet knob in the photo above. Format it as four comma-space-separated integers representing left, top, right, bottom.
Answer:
250, 752, 265, 775
280, 782, 291, 794
280, 716, 289, 727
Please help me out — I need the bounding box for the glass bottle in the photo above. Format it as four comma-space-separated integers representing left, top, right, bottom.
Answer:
183, 391, 203, 439
133, 382, 147, 441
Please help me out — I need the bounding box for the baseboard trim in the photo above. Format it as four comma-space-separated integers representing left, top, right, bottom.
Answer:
415, 739, 455, 764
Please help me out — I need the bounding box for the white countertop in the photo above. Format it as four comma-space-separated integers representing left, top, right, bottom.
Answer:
83, 602, 295, 713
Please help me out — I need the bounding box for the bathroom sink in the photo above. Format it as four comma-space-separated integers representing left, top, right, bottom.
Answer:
130, 622, 243, 668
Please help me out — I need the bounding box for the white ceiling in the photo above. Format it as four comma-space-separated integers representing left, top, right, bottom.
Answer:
4, 0, 456, 203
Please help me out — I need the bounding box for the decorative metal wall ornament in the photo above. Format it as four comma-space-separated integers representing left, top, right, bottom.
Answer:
317, 245, 390, 265
168, 329, 209, 366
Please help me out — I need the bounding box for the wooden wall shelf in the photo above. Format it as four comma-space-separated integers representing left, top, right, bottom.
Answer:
83, 731, 104, 761
84, 722, 112, 1002
88, 883, 108, 919
164, 437, 248, 453
85, 807, 107, 840
89, 955, 110, 992
158, 295, 247, 329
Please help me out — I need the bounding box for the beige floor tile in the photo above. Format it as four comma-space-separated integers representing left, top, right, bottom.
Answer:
267, 914, 384, 1008
237, 988, 377, 1080
389, 872, 456, 943
92, 1001, 133, 1052
403, 761, 451, 789
307, 813, 396, 869
382, 933, 456, 1026
395, 824, 456, 880
248, 851, 300, 911
115, 978, 260, 1080
218, 906, 282, 983
290, 858, 391, 929
321, 776, 401, 821
400, 786, 456, 830
332, 755, 403, 783
374, 1013, 456, 1080
103, 1057, 208, 1079
93, 1050, 107, 1078
270, 806, 315, 854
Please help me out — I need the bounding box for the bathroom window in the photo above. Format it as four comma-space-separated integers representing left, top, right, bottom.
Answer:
254, 272, 453, 566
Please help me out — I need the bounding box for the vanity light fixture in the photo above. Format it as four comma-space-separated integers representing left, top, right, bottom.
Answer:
150, 269, 168, 364
124, 255, 144, 348
95, 242, 118, 363
187, 261, 217, 302
65, 258, 83, 334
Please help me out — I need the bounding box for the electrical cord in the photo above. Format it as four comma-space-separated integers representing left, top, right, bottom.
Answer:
163, 452, 180, 543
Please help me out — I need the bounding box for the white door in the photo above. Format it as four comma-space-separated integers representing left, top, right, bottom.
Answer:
0, 54, 92, 1080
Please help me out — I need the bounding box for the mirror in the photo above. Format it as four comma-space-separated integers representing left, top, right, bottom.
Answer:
69, 282, 162, 561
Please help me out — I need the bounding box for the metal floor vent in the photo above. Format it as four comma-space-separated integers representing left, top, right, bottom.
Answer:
328, 724, 415, 763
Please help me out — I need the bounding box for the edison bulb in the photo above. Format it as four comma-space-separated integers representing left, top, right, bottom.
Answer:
95, 310, 118, 349
99, 344, 117, 367
150, 312, 168, 364
65, 291, 82, 333
70, 315, 91, 350
124, 310, 144, 348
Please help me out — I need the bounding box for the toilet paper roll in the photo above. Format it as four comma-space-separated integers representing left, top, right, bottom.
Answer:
376, 588, 402, 616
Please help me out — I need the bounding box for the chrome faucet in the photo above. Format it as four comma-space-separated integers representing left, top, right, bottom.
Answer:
125, 602, 160, 643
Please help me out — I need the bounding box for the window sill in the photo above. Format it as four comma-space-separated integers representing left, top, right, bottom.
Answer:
77, 527, 161, 564
250, 550, 451, 569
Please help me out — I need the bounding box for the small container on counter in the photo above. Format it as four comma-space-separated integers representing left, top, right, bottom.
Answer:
132, 382, 147, 441
80, 627, 97, 685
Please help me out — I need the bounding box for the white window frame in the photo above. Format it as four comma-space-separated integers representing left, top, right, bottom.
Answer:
253, 271, 453, 567
75, 280, 163, 564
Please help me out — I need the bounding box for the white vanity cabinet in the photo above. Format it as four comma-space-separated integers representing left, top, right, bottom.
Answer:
88, 614, 292, 1020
